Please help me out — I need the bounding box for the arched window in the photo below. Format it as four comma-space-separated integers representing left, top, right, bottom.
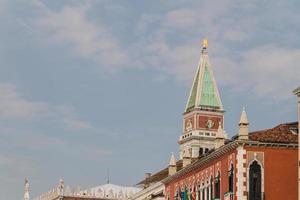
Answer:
202, 182, 205, 200
249, 161, 262, 200
206, 181, 209, 200
215, 172, 220, 199
174, 188, 179, 200
228, 164, 234, 193
199, 148, 203, 156
210, 176, 213, 200
205, 148, 209, 154
197, 184, 201, 200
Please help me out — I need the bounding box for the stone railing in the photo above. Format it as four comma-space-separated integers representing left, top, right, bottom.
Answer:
33, 187, 59, 200
34, 185, 136, 200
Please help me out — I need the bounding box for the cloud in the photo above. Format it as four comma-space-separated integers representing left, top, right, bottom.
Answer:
57, 105, 92, 132
229, 45, 300, 99
0, 84, 49, 120
34, 2, 129, 71
133, 1, 300, 101
0, 83, 91, 131
29, 0, 300, 102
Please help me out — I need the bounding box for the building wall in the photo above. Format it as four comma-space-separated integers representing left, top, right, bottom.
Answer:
166, 145, 297, 200
165, 149, 237, 200
132, 182, 164, 200
245, 146, 298, 200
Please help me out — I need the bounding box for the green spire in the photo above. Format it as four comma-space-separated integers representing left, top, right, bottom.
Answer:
185, 46, 223, 112
186, 68, 200, 110
200, 63, 220, 107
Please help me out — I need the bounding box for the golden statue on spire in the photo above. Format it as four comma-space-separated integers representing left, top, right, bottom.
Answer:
202, 39, 208, 48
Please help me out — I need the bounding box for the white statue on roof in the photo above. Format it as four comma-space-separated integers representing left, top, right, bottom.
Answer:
24, 178, 30, 200
83, 183, 141, 199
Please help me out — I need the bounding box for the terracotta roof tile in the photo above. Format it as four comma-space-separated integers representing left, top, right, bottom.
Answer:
249, 122, 298, 143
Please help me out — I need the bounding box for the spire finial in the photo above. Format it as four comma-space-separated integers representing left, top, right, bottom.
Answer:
239, 106, 249, 125
169, 152, 176, 166
202, 39, 208, 49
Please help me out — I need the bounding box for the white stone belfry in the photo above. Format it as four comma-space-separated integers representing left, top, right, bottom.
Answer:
24, 178, 30, 200
238, 107, 249, 140
168, 152, 177, 176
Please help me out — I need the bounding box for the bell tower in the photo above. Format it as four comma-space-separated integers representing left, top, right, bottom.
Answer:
179, 39, 226, 159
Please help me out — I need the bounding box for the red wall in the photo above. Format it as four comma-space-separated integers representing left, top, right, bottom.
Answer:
245, 147, 298, 200
165, 150, 236, 200
165, 146, 297, 200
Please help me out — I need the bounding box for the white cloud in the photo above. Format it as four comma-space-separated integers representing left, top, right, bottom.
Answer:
34, 3, 129, 71
133, 2, 300, 101
57, 105, 91, 132
163, 9, 197, 29
232, 45, 300, 99
0, 83, 91, 131
29, 0, 300, 101
0, 84, 49, 120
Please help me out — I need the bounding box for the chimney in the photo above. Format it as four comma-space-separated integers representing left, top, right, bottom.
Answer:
215, 121, 226, 149
238, 107, 249, 140
168, 152, 177, 176
182, 149, 191, 168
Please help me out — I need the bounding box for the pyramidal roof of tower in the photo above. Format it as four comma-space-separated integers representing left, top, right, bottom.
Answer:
185, 43, 223, 112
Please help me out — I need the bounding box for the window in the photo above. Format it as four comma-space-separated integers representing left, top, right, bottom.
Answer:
202, 182, 205, 200
215, 172, 220, 199
228, 164, 234, 193
205, 148, 209, 154
199, 148, 203, 156
210, 176, 213, 200
206, 181, 209, 200
197, 184, 201, 200
249, 161, 262, 200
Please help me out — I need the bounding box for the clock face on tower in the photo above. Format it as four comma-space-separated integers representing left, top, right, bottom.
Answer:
206, 119, 214, 129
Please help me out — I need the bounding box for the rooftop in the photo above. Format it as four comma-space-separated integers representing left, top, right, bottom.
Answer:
137, 122, 298, 186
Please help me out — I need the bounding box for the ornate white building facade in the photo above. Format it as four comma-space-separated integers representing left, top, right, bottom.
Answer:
27, 178, 141, 200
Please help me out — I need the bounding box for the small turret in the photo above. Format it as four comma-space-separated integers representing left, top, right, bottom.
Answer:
238, 107, 249, 140
168, 153, 177, 176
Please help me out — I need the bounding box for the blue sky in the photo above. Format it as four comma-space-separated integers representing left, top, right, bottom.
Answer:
0, 0, 300, 199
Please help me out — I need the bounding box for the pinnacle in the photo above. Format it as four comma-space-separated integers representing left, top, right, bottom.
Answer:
169, 152, 176, 166
239, 106, 249, 125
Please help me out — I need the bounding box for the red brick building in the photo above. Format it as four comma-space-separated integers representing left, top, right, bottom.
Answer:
163, 122, 298, 200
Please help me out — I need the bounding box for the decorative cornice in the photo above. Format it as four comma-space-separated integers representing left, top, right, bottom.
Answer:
132, 182, 163, 199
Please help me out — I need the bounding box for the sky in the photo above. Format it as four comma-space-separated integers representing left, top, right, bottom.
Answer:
0, 0, 300, 199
